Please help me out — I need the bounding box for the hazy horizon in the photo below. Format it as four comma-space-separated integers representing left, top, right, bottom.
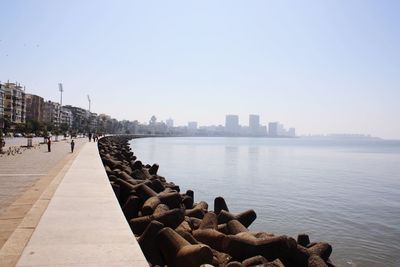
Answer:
1, 1, 399, 139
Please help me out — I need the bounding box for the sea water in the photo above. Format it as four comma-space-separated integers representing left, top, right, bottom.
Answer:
130, 137, 400, 267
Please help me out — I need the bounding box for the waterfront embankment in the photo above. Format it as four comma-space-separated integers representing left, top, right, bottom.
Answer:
99, 135, 335, 267
1, 138, 148, 266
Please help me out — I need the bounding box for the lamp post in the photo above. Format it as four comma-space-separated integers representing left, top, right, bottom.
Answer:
56, 83, 63, 141
87, 95, 91, 133
87, 94, 91, 112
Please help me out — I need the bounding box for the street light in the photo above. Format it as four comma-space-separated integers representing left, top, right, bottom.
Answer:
57, 83, 63, 141
87, 95, 91, 132
58, 83, 63, 125
87, 94, 91, 112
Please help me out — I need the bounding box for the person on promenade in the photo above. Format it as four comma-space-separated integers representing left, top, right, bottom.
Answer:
93, 134, 97, 142
71, 140, 75, 153
47, 137, 51, 152
88, 132, 92, 142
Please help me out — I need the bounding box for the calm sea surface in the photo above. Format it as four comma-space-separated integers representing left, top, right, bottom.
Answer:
130, 137, 400, 267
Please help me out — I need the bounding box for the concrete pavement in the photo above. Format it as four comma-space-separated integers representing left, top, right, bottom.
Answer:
11, 141, 147, 266
0, 138, 87, 266
0, 139, 147, 266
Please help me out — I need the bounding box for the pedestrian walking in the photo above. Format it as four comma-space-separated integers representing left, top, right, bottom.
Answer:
47, 137, 51, 152
89, 132, 92, 142
71, 140, 75, 153
93, 134, 97, 142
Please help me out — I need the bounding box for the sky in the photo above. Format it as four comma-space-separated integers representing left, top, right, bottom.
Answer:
1, 0, 399, 139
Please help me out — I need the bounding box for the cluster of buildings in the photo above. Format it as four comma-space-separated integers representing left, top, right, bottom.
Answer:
138, 115, 296, 137
0, 81, 296, 138
224, 114, 295, 137
0, 81, 115, 134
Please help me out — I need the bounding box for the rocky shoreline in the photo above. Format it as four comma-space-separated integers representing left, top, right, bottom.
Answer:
98, 136, 335, 267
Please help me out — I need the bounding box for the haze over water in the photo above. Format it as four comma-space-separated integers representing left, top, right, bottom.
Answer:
131, 137, 400, 267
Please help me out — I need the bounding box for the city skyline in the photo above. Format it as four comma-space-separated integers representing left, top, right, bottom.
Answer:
1, 1, 399, 139
1, 80, 298, 138
0, 81, 390, 138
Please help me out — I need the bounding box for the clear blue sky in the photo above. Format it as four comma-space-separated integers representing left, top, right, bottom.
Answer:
1, 0, 399, 139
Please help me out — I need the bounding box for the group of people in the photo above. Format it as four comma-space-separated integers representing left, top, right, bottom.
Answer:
88, 132, 99, 142
46, 136, 75, 153
45, 132, 100, 154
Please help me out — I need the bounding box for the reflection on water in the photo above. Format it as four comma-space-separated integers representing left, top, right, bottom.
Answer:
130, 137, 400, 267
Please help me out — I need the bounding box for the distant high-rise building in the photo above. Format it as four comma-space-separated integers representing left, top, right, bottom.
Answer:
288, 128, 296, 137
268, 122, 279, 137
188, 121, 198, 132
278, 123, 285, 136
249, 114, 260, 135
166, 118, 174, 128
25, 94, 44, 122
225, 114, 239, 134
259, 125, 267, 136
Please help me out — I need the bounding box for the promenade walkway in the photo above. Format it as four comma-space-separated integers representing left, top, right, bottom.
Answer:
0, 141, 147, 266
0, 138, 86, 266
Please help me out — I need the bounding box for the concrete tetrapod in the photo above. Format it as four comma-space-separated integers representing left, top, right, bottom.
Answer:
222, 234, 298, 263
242, 255, 268, 266
214, 196, 229, 214
217, 209, 257, 228
297, 233, 311, 247
199, 212, 218, 230
185, 201, 208, 219
177, 230, 232, 266
137, 220, 165, 266
129, 208, 185, 235
157, 227, 213, 267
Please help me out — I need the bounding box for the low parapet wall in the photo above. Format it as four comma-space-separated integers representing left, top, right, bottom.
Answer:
16, 142, 148, 267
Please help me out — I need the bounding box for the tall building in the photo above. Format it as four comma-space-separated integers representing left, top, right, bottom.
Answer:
188, 121, 198, 133
63, 105, 89, 131
43, 101, 61, 127
225, 114, 239, 134
0, 84, 4, 129
249, 114, 260, 135
60, 109, 73, 127
166, 118, 174, 128
268, 122, 279, 137
259, 125, 267, 136
288, 127, 296, 137
278, 123, 285, 136
3, 82, 26, 124
25, 94, 44, 122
